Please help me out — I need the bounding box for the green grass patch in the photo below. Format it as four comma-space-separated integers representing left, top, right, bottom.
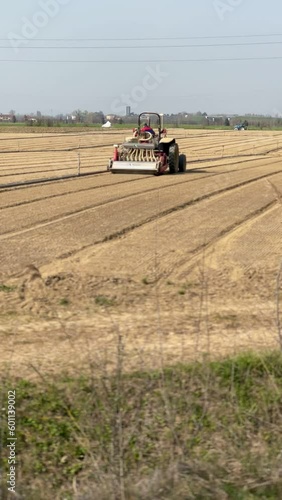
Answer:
0, 284, 16, 293
141, 277, 150, 285
59, 298, 70, 306
177, 281, 197, 295
95, 295, 115, 307
1, 352, 282, 498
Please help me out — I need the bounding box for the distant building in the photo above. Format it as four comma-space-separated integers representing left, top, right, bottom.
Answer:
206, 116, 224, 125
106, 114, 117, 121
23, 115, 37, 123
126, 106, 131, 116
0, 113, 13, 121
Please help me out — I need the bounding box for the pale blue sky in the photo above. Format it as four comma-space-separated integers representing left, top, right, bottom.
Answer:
1, 0, 282, 116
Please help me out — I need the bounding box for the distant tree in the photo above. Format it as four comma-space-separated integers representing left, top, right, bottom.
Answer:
9, 109, 15, 116
72, 109, 83, 123
55, 114, 64, 122
92, 111, 105, 124
224, 117, 230, 127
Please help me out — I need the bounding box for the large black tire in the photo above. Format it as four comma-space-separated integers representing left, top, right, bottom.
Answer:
179, 153, 187, 172
168, 144, 179, 174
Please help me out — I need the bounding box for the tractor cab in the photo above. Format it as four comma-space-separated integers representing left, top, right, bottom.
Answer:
128, 113, 167, 145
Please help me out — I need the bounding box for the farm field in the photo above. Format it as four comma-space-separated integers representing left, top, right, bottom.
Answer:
1, 128, 282, 378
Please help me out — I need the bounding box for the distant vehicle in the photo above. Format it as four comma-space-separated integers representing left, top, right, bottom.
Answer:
234, 120, 248, 131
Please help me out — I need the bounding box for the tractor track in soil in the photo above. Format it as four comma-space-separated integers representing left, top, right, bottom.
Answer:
0, 149, 276, 194
0, 160, 282, 278
0, 155, 276, 209
0, 133, 280, 188
0, 156, 228, 190
187, 137, 282, 157
0, 151, 255, 176
0, 131, 117, 142
0, 143, 118, 155
0, 158, 281, 237
0, 170, 107, 191
175, 206, 282, 285
0, 134, 278, 173
70, 172, 282, 292
74, 178, 281, 288
161, 201, 279, 283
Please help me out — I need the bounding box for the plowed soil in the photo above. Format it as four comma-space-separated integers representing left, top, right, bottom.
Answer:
1, 129, 282, 378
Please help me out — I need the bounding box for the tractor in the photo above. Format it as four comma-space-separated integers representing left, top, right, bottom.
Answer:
234, 120, 248, 131
108, 112, 186, 175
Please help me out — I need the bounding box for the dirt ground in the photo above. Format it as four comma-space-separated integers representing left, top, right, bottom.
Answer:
0, 129, 282, 378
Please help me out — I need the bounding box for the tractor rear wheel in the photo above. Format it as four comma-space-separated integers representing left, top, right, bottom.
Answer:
168, 144, 179, 174
179, 154, 187, 172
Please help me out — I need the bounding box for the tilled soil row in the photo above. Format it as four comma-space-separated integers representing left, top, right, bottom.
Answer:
1, 130, 281, 185
1, 159, 282, 276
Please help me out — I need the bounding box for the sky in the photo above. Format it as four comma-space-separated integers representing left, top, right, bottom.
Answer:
1, 0, 282, 116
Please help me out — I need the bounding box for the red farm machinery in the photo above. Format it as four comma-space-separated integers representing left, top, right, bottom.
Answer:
108, 112, 187, 175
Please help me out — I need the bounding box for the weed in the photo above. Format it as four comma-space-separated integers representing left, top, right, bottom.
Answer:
177, 282, 197, 295
0, 284, 16, 293
1, 352, 282, 499
59, 298, 70, 306
95, 295, 115, 307
142, 277, 150, 285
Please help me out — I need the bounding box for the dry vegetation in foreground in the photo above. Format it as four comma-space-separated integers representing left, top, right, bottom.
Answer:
1, 351, 282, 499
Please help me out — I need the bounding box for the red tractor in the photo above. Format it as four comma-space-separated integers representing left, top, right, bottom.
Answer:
108, 112, 186, 175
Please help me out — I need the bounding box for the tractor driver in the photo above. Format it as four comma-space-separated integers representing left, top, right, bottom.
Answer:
140, 122, 155, 137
